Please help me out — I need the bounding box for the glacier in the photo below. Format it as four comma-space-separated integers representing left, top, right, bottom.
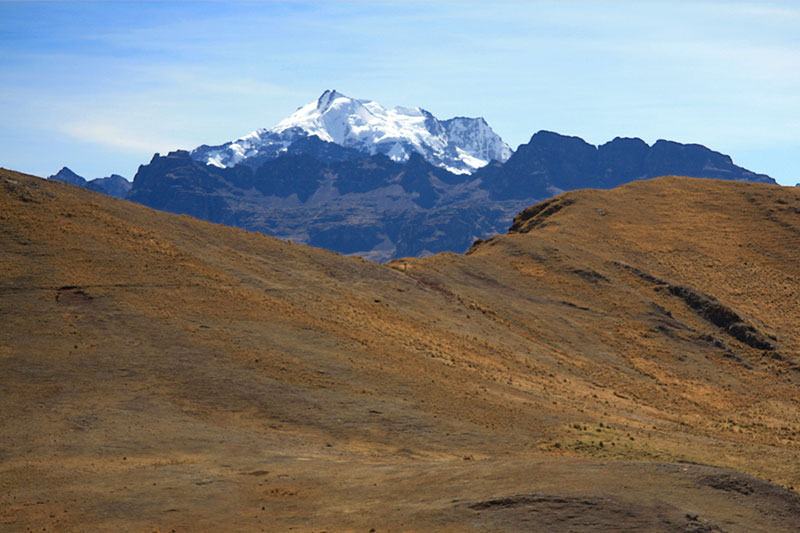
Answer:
191, 90, 512, 174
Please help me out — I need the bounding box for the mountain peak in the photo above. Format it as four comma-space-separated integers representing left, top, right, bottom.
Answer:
316, 89, 345, 111
191, 91, 512, 174
48, 166, 87, 186
52, 166, 80, 178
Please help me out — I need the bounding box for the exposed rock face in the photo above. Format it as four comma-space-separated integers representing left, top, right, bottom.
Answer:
612, 262, 777, 351
477, 131, 599, 200
284, 134, 367, 163
644, 139, 773, 183
508, 197, 577, 233
127, 143, 514, 261
126, 150, 240, 224
664, 283, 776, 351
126, 130, 776, 260
479, 131, 776, 201
597, 137, 650, 187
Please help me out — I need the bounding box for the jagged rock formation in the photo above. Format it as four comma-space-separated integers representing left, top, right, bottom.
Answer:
128, 128, 775, 260
477, 131, 775, 200
127, 147, 511, 260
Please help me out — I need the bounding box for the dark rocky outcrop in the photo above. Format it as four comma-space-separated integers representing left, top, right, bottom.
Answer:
126, 151, 240, 223
663, 284, 775, 351
509, 197, 576, 233
615, 262, 777, 351
479, 131, 776, 201
126, 147, 516, 261
285, 135, 368, 163
597, 137, 650, 188
121, 131, 777, 261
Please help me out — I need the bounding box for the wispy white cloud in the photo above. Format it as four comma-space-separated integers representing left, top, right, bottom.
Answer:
60, 121, 189, 154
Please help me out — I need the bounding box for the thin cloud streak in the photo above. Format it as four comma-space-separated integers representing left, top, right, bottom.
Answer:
61, 122, 187, 154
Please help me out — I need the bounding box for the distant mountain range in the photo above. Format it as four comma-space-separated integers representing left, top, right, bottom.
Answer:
48, 167, 131, 198
478, 130, 775, 200
50, 90, 777, 261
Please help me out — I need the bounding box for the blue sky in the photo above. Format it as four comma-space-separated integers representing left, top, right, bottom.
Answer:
1, 1, 798, 185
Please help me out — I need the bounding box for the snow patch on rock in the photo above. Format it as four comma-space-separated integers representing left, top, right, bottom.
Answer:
191, 90, 512, 174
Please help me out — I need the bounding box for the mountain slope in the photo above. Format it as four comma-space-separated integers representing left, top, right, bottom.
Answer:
191, 90, 512, 174
2, 168, 799, 530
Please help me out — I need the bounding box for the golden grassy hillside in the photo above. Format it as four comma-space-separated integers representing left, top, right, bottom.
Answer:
1, 168, 799, 531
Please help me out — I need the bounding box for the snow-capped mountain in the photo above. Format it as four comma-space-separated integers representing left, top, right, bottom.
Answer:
191, 90, 512, 174
132, 128, 775, 262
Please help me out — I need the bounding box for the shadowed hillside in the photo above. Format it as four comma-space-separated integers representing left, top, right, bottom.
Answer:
125, 131, 774, 261
1, 168, 799, 531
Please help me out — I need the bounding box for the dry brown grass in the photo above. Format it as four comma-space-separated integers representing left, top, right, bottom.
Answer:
1, 168, 799, 531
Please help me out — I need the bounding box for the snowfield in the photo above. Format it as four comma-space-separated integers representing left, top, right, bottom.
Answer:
192, 90, 512, 174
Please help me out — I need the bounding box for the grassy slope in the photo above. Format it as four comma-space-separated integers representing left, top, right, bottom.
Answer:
1, 168, 799, 531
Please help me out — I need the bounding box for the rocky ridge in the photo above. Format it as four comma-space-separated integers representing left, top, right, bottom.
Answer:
47, 167, 131, 198
128, 126, 776, 261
